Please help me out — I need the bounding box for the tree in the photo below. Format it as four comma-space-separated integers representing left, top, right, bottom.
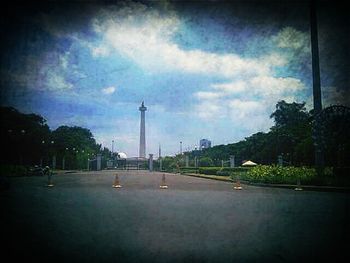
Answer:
270, 100, 310, 128
270, 101, 312, 165
0, 106, 50, 165
51, 126, 99, 169
199, 157, 214, 167
161, 156, 177, 170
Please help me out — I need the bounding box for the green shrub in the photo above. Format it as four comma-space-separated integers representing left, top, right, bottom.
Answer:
244, 165, 316, 184
180, 167, 197, 171
199, 157, 214, 167
221, 167, 251, 172
199, 167, 222, 175
216, 170, 230, 176
215, 167, 251, 176
179, 167, 198, 174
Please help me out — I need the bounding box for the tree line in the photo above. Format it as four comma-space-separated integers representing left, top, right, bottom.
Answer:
183, 101, 349, 168
0, 106, 112, 169
1, 100, 349, 170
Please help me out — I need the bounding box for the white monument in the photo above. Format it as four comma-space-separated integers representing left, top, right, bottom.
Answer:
139, 101, 147, 158
149, 154, 153, 172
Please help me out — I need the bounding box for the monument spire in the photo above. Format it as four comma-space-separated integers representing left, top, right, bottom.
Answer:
139, 101, 147, 158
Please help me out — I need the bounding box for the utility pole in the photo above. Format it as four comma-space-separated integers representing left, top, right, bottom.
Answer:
310, 0, 324, 173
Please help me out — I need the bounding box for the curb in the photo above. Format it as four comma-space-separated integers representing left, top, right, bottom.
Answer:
63, 171, 78, 174
52, 170, 79, 175
182, 173, 233, 182
181, 173, 350, 193
241, 180, 350, 193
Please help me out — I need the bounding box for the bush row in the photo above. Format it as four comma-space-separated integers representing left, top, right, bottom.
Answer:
181, 165, 349, 186
239, 165, 316, 184
179, 167, 198, 174
216, 167, 251, 176
198, 167, 222, 175
177, 167, 252, 176
195, 167, 252, 176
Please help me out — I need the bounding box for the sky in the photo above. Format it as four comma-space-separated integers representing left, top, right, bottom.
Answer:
1, 0, 349, 157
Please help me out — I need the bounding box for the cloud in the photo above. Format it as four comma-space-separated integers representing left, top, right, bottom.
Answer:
228, 99, 264, 114
273, 27, 309, 51
184, 24, 308, 136
92, 2, 285, 78
194, 75, 306, 135
193, 96, 272, 133
272, 26, 311, 69
6, 51, 75, 91
249, 76, 305, 98
228, 99, 273, 131
45, 72, 73, 90
27, 2, 314, 153
91, 45, 110, 57
211, 81, 247, 94
37, 52, 74, 91
102, 86, 116, 94
194, 91, 225, 99
88, 2, 308, 137
207, 76, 305, 101
194, 100, 223, 119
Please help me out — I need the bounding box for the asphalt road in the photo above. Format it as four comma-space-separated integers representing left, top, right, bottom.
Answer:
1, 170, 349, 262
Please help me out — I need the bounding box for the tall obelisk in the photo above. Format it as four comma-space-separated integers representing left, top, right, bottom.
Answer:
139, 101, 147, 158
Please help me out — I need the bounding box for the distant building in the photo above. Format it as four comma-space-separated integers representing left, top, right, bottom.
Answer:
199, 139, 211, 150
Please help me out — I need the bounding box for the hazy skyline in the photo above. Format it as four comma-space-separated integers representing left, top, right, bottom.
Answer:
1, 0, 349, 157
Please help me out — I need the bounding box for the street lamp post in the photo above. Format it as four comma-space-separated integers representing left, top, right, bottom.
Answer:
76, 149, 80, 170
87, 153, 90, 171
51, 140, 56, 170
40, 140, 45, 167
62, 147, 68, 170
19, 129, 26, 165
72, 147, 77, 169
112, 140, 114, 156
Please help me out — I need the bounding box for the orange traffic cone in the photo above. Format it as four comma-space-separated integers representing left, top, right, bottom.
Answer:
233, 175, 242, 190
294, 177, 303, 191
112, 174, 122, 188
160, 174, 168, 189
46, 170, 54, 187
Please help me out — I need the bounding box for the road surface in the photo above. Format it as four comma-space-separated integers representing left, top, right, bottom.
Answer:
1, 170, 349, 262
